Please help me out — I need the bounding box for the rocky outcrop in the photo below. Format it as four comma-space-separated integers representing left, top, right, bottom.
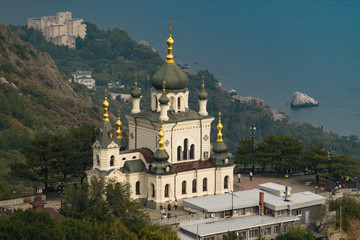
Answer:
291, 92, 319, 108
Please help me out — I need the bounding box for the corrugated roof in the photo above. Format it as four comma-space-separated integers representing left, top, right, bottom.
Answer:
121, 148, 154, 163
181, 215, 299, 237
183, 185, 326, 212
173, 160, 216, 173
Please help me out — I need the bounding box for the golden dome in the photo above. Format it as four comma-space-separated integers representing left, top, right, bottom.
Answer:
217, 112, 223, 142
103, 89, 109, 121
165, 21, 175, 64
116, 109, 122, 139
158, 121, 165, 150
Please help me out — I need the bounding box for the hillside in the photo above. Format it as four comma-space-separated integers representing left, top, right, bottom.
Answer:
0, 24, 101, 196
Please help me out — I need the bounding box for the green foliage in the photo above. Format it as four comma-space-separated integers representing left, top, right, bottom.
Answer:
10, 125, 95, 192
255, 135, 303, 172
223, 231, 240, 240
275, 226, 315, 240
329, 197, 360, 231
0, 209, 63, 240
234, 138, 253, 169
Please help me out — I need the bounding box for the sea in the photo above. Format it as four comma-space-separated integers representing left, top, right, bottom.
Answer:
1, 0, 359, 137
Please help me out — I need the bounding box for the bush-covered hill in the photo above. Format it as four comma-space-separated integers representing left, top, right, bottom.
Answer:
0, 24, 101, 197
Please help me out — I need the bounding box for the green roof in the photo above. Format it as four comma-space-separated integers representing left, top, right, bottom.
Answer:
130, 86, 142, 98
151, 63, 189, 90
97, 121, 121, 149
122, 160, 146, 173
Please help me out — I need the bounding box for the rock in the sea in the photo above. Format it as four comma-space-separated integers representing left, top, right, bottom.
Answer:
290, 92, 319, 107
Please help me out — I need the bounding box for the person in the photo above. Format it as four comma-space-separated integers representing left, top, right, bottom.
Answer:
238, 173, 241, 183
174, 199, 178, 210
250, 172, 253, 181
167, 202, 171, 211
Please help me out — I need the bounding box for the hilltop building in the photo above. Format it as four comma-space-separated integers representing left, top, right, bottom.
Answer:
71, 70, 95, 90
86, 23, 234, 209
28, 11, 86, 49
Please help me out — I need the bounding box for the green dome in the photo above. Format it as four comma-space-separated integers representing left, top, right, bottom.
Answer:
159, 92, 169, 104
198, 89, 209, 100
131, 87, 142, 98
151, 63, 189, 90
212, 141, 228, 153
153, 149, 169, 162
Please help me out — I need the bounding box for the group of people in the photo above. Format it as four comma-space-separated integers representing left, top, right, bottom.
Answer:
237, 172, 253, 183
160, 199, 178, 220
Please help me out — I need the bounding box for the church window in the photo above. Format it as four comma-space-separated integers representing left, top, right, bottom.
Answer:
96, 155, 100, 166
110, 155, 115, 167
136, 181, 140, 195
182, 181, 187, 194
132, 156, 136, 159
203, 178, 208, 191
152, 183, 155, 197
165, 184, 169, 198
203, 151, 209, 159
153, 95, 158, 109
166, 166, 170, 173
183, 139, 188, 160
224, 176, 229, 189
192, 179, 197, 193
177, 146, 182, 161
122, 157, 126, 160
170, 97, 175, 110
190, 144, 195, 159
177, 96, 181, 110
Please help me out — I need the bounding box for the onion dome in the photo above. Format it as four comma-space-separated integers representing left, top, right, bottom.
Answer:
198, 75, 209, 100
149, 121, 174, 175
103, 89, 109, 121
212, 112, 228, 153
130, 73, 142, 98
116, 109, 122, 139
159, 81, 169, 105
151, 21, 189, 90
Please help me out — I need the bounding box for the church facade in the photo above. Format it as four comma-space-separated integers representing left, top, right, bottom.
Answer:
86, 24, 234, 209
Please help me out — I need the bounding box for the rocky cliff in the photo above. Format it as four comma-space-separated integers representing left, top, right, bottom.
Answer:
290, 91, 319, 108
0, 24, 100, 143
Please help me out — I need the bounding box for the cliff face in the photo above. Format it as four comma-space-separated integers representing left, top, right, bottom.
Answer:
0, 24, 90, 101
0, 24, 100, 145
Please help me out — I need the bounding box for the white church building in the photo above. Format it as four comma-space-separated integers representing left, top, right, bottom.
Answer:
86, 24, 234, 209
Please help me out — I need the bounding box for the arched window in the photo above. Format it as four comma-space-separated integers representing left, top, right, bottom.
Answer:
152, 183, 155, 197
192, 179, 197, 193
177, 146, 182, 161
110, 155, 115, 166
165, 184, 169, 198
96, 155, 100, 166
136, 181, 140, 195
203, 178, 208, 191
178, 96, 181, 110
224, 176, 229, 189
153, 95, 158, 109
183, 139, 188, 160
190, 144, 195, 159
170, 97, 175, 110
182, 181, 187, 194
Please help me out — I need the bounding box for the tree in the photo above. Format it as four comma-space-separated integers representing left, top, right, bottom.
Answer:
223, 231, 240, 240
329, 197, 360, 232
275, 226, 315, 240
302, 144, 327, 182
11, 134, 58, 192
106, 181, 148, 231
255, 135, 303, 173
0, 209, 63, 240
235, 138, 253, 170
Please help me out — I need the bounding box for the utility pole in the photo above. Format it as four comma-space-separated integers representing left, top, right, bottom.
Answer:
250, 126, 256, 174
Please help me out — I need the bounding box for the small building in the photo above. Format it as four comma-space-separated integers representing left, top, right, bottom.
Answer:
181, 183, 326, 239
72, 70, 95, 90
